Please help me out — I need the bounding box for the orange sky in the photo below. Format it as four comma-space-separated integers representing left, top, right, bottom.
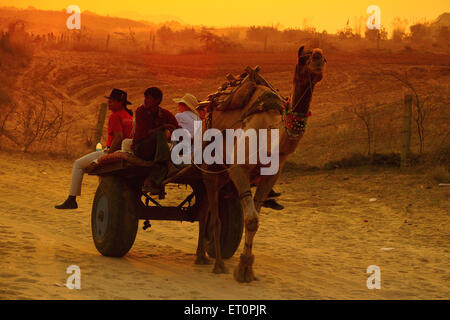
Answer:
2, 0, 448, 32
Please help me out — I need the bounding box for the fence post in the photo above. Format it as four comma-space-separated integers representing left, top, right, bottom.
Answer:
94, 103, 108, 150
377, 29, 380, 50
401, 93, 412, 166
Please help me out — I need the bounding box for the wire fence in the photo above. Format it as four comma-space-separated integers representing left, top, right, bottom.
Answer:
1, 28, 151, 54
2, 27, 448, 164
292, 96, 449, 166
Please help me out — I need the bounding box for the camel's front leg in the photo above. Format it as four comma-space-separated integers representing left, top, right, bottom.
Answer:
195, 190, 211, 265
229, 166, 259, 282
203, 173, 228, 274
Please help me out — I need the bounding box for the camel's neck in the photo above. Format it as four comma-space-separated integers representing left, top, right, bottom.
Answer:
277, 67, 317, 152
291, 66, 314, 116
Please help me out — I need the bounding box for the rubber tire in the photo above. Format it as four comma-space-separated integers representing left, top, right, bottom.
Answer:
205, 187, 244, 259
91, 176, 139, 257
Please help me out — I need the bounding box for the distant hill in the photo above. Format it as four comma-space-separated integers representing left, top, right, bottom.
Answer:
0, 6, 245, 40
433, 12, 450, 27
108, 10, 185, 25
0, 6, 162, 35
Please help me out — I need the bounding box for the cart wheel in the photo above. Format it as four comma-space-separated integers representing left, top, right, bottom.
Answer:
91, 176, 138, 257
206, 186, 244, 259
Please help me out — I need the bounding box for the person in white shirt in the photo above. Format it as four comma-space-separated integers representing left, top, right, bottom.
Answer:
173, 93, 284, 211
173, 93, 201, 136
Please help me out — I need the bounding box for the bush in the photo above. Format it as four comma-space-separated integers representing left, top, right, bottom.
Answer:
428, 166, 450, 183
371, 153, 401, 166
430, 137, 450, 166
0, 32, 33, 60
323, 152, 403, 169
323, 152, 370, 169
283, 161, 320, 173
410, 23, 432, 42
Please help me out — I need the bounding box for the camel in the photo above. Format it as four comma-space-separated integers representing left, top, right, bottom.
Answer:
195, 45, 326, 281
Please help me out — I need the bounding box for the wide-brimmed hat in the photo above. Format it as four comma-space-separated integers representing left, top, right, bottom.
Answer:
104, 88, 132, 105
173, 93, 200, 117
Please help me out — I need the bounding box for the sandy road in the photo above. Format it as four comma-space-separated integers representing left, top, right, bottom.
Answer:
0, 151, 448, 299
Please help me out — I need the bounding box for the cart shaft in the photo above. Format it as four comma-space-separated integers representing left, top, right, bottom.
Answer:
136, 205, 199, 222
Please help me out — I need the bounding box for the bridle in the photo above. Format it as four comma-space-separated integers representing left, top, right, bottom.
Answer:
283, 69, 314, 139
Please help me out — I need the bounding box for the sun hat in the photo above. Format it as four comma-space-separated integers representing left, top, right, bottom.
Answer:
104, 88, 132, 105
173, 93, 200, 117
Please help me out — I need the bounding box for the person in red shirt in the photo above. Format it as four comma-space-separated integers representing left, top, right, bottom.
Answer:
133, 87, 180, 194
55, 89, 133, 209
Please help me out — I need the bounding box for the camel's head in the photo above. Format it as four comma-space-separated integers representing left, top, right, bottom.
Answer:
295, 46, 326, 85
290, 46, 326, 116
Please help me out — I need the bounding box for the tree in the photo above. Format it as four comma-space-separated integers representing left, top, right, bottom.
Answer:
345, 103, 375, 156
337, 26, 360, 40
436, 26, 449, 44
365, 26, 387, 41
410, 23, 431, 42
18, 97, 64, 152
392, 17, 408, 42
156, 25, 175, 45
246, 26, 279, 42
177, 27, 198, 42
199, 28, 238, 53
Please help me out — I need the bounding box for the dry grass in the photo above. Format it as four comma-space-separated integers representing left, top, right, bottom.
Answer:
1, 45, 448, 166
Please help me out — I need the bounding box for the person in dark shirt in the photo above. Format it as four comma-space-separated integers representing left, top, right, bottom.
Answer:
133, 87, 180, 157
133, 87, 180, 194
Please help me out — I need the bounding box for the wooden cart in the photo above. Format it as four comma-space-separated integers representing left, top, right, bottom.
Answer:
87, 155, 244, 259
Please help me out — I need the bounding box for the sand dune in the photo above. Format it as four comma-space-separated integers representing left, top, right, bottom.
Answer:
0, 151, 448, 299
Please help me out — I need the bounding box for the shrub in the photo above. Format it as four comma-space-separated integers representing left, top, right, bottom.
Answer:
323, 152, 370, 169
323, 152, 403, 169
283, 161, 320, 173
371, 153, 401, 166
428, 166, 450, 183
0, 26, 34, 60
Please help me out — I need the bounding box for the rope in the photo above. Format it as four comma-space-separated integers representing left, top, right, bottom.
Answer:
191, 161, 230, 175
